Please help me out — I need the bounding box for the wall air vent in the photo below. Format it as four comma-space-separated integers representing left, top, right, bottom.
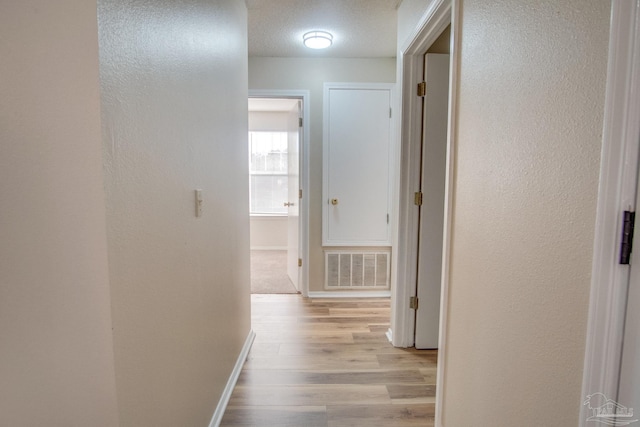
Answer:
324, 250, 390, 290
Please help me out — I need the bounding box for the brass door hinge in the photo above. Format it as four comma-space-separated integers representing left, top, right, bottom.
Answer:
299, 189, 303, 199
298, 258, 303, 267
417, 81, 426, 97
414, 191, 423, 206
299, 117, 303, 127
410, 296, 419, 310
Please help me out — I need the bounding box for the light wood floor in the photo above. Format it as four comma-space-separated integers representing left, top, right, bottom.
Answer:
220, 294, 436, 427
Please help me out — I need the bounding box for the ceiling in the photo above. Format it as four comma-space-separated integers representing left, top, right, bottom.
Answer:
246, 0, 401, 58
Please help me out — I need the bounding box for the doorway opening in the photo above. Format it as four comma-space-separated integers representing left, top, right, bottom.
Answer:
414, 31, 450, 350
392, 0, 457, 424
248, 92, 310, 297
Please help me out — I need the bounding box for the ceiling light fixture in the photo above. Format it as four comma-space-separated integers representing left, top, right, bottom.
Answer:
303, 31, 333, 49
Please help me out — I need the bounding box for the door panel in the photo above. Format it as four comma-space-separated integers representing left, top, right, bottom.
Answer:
286, 102, 300, 290
415, 54, 450, 349
324, 87, 392, 245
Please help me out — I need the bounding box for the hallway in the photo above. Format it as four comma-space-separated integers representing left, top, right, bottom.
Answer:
221, 295, 436, 426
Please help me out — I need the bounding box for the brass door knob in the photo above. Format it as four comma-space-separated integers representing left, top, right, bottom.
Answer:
330, 198, 338, 205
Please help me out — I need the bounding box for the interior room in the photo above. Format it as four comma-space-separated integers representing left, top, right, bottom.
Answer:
248, 97, 300, 295
2, 1, 639, 426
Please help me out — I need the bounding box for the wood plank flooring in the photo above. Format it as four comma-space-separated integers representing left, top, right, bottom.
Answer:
220, 294, 437, 427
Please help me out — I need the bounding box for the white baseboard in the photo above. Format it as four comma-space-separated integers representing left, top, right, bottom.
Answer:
250, 246, 287, 251
307, 290, 391, 298
386, 328, 393, 343
208, 329, 255, 427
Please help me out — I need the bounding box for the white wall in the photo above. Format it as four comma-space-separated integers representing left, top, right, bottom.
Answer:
98, 0, 251, 425
250, 217, 288, 249
397, 0, 610, 425
0, 1, 119, 425
249, 111, 290, 131
249, 57, 396, 291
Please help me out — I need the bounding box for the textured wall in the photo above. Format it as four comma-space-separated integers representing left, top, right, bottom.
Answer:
98, 0, 250, 425
0, 1, 119, 425
396, 0, 611, 424
249, 57, 396, 292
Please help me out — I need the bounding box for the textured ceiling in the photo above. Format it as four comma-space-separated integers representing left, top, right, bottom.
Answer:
246, 0, 400, 58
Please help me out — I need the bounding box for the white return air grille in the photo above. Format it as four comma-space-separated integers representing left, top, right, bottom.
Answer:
325, 250, 390, 290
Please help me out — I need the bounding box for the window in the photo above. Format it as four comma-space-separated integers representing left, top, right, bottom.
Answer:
249, 131, 288, 215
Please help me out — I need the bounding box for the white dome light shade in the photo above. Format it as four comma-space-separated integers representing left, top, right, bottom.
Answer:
303, 31, 333, 49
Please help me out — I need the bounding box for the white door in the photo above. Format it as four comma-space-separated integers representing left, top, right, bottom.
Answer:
286, 102, 300, 290
323, 85, 392, 246
415, 54, 450, 349
618, 181, 640, 414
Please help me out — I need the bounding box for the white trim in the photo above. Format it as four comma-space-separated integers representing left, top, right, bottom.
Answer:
581, 1, 640, 424
249, 246, 287, 251
400, 0, 451, 55
248, 90, 310, 297
208, 329, 255, 427
435, 3, 459, 424
322, 82, 395, 247
392, 1, 456, 426
385, 328, 393, 343
393, 0, 452, 350
307, 290, 391, 299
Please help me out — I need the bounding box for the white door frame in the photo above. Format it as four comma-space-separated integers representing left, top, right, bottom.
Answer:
393, 0, 453, 347
392, 0, 458, 425
580, 1, 640, 423
248, 90, 311, 297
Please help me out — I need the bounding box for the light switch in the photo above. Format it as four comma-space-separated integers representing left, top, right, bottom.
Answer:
195, 189, 203, 217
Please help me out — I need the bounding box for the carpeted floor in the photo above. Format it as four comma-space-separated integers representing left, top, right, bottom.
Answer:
250, 250, 298, 294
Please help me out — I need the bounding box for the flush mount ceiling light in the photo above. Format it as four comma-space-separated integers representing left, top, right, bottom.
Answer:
303, 31, 333, 49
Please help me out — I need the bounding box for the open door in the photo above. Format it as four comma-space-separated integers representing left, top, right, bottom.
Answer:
414, 53, 450, 349
286, 101, 301, 290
